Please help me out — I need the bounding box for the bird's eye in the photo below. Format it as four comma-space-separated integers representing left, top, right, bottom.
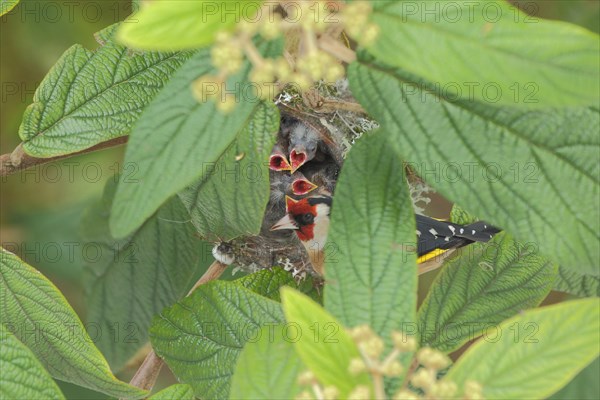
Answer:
294, 213, 314, 226
302, 213, 314, 225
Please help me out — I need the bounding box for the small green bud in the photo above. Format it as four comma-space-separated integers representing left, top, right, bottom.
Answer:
322, 385, 339, 400
348, 385, 371, 400
348, 357, 366, 375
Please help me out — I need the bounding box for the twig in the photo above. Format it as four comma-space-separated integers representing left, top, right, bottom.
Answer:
127, 350, 164, 393
124, 261, 229, 397
0, 136, 129, 177
318, 35, 357, 64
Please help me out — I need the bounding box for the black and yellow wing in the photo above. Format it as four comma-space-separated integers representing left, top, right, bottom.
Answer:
415, 214, 500, 264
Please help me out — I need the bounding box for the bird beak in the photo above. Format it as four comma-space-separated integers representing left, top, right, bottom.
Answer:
269, 154, 292, 171
292, 178, 317, 196
289, 150, 307, 173
270, 214, 298, 231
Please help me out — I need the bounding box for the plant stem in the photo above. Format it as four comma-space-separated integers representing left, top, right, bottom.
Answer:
318, 35, 356, 63
127, 350, 163, 393
372, 371, 386, 399
123, 260, 228, 397
0, 137, 128, 177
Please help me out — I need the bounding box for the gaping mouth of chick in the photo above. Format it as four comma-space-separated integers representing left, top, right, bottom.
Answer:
292, 178, 317, 196
269, 154, 291, 171
290, 150, 307, 172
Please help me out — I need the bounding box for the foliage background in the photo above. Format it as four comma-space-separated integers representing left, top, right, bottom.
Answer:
1, 1, 599, 399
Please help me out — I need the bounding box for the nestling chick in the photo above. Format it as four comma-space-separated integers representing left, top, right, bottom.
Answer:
281, 117, 322, 172
269, 142, 292, 172
299, 160, 340, 195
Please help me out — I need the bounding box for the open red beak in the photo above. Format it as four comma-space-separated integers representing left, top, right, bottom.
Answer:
290, 150, 307, 173
292, 178, 317, 196
269, 154, 292, 171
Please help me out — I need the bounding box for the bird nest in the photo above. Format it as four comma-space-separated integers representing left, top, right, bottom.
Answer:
216, 79, 432, 280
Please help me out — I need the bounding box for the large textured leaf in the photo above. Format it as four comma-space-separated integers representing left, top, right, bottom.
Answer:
349, 61, 600, 274
550, 357, 599, 400
0, 249, 146, 399
418, 232, 557, 352
179, 102, 278, 241
236, 267, 321, 303
0, 0, 19, 16
150, 281, 284, 400
18, 24, 191, 157
229, 325, 304, 400
110, 39, 282, 238
369, 1, 600, 107
444, 299, 600, 399
281, 288, 372, 398
554, 266, 600, 297
0, 325, 64, 400
118, 1, 253, 51
323, 131, 417, 382
81, 179, 209, 371
148, 384, 194, 400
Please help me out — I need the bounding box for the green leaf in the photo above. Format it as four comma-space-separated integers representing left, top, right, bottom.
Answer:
0, 0, 19, 16
369, 1, 600, 107
349, 61, 600, 274
418, 232, 557, 352
230, 324, 304, 400
110, 39, 282, 239
18, 24, 191, 157
449, 204, 477, 225
0, 325, 64, 400
323, 131, 417, 388
549, 357, 600, 400
81, 178, 211, 371
281, 288, 372, 398
236, 267, 321, 303
444, 298, 600, 399
0, 249, 146, 399
150, 281, 284, 400
554, 266, 600, 297
148, 384, 195, 400
118, 1, 257, 51
179, 102, 278, 241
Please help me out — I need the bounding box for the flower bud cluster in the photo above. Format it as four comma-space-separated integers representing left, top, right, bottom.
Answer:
293, 327, 484, 399
194, 1, 378, 112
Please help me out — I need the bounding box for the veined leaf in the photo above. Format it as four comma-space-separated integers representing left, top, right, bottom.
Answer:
110, 39, 282, 238
281, 288, 372, 398
179, 102, 278, 241
148, 384, 194, 400
150, 281, 284, 400
549, 357, 599, 400
0, 0, 19, 16
0, 325, 64, 400
18, 24, 191, 157
323, 131, 417, 389
349, 61, 600, 274
236, 267, 321, 303
554, 266, 600, 297
369, 1, 600, 107
118, 1, 259, 50
81, 178, 211, 371
229, 324, 304, 400
444, 299, 600, 399
418, 232, 557, 352
0, 249, 146, 399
